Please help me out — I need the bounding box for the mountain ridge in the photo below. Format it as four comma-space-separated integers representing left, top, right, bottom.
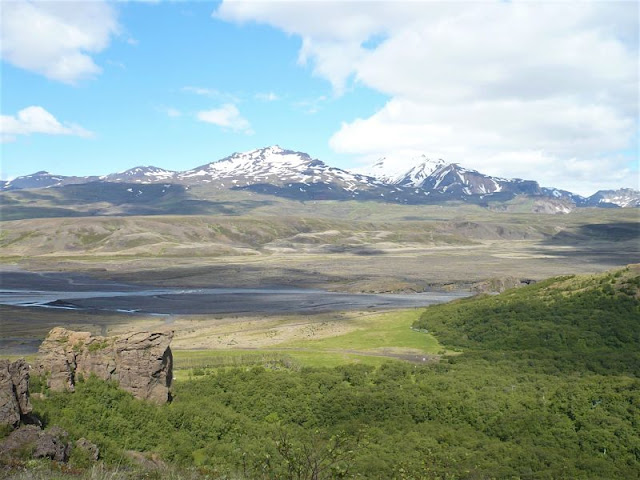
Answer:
1, 146, 637, 210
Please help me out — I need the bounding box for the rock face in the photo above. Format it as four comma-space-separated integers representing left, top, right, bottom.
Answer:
36, 327, 173, 404
0, 359, 32, 429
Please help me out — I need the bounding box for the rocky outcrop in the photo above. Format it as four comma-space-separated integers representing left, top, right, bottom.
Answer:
0, 425, 71, 462
76, 437, 100, 461
36, 327, 173, 404
471, 276, 534, 293
0, 359, 32, 429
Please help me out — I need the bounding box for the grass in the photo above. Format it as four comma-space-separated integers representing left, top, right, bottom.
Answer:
278, 309, 443, 353
171, 309, 446, 377
0, 354, 37, 363
172, 350, 395, 380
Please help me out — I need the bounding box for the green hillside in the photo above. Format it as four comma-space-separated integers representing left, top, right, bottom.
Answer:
413, 264, 640, 375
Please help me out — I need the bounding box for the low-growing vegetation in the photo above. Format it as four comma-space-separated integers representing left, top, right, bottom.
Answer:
413, 265, 640, 376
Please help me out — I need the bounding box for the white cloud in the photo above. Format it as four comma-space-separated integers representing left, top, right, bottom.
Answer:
1, 0, 120, 84
182, 86, 241, 103
197, 104, 253, 134
255, 92, 279, 102
216, 1, 639, 194
183, 86, 220, 97
153, 104, 182, 118
0, 106, 94, 142
294, 95, 328, 115
165, 108, 182, 118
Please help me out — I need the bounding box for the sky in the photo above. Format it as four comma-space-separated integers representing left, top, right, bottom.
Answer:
1, 0, 638, 196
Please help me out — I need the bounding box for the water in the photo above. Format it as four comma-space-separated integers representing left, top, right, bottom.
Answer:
0, 270, 469, 315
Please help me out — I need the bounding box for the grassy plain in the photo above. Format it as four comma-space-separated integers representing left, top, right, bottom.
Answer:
1, 304, 444, 369
170, 309, 445, 377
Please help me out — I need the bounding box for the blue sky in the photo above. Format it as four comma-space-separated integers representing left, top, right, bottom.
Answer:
1, 2, 386, 178
1, 1, 638, 195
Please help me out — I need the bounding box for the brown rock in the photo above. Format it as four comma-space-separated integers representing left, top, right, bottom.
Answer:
36, 327, 173, 404
34, 426, 70, 462
0, 359, 32, 429
0, 425, 70, 462
0, 425, 40, 457
472, 276, 524, 293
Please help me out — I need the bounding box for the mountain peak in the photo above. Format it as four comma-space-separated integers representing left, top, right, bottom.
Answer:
100, 165, 176, 183
586, 188, 640, 208
3, 148, 638, 210
220, 146, 313, 165
357, 155, 446, 186
396, 158, 447, 187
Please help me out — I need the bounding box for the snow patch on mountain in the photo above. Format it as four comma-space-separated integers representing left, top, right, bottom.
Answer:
585, 188, 640, 208
356, 155, 445, 186
102, 166, 177, 183
2, 146, 637, 211
177, 146, 382, 195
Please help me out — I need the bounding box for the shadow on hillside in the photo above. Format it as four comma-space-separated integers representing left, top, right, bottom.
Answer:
1, 182, 274, 220
536, 222, 640, 265
322, 245, 386, 255
101, 263, 352, 290
548, 222, 639, 243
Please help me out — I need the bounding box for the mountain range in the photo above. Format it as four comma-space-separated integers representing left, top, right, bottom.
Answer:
1, 146, 638, 213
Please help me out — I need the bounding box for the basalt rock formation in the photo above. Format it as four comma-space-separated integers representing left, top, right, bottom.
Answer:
0, 359, 32, 429
36, 327, 173, 404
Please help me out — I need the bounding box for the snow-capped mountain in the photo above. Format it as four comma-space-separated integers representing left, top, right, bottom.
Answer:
1, 146, 637, 209
358, 157, 637, 208
420, 164, 509, 196
0, 171, 98, 191
101, 166, 177, 184
174, 146, 386, 199
356, 155, 445, 186
584, 188, 640, 208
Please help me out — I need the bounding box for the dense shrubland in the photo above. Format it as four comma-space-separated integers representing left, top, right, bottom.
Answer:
7, 266, 639, 479
413, 265, 640, 376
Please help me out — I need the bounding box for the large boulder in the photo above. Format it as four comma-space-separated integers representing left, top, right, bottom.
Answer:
34, 426, 71, 462
0, 359, 32, 429
36, 327, 173, 404
0, 425, 70, 462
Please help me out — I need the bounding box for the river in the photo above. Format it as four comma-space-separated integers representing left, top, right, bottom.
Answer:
0, 270, 469, 315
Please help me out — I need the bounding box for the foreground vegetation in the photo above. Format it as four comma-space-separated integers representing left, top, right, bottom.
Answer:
2, 266, 639, 479
414, 265, 640, 376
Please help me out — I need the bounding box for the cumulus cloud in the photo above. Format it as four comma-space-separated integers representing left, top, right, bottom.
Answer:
216, 1, 639, 194
1, 0, 120, 83
197, 104, 253, 134
1, 106, 94, 142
